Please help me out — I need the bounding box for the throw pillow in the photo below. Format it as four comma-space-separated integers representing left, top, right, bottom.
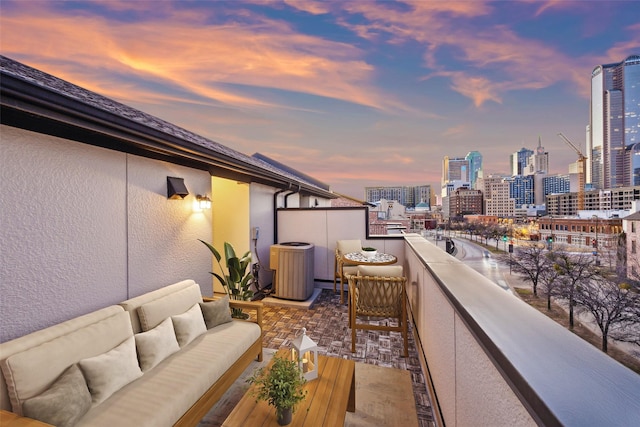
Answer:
22, 364, 91, 427
199, 296, 232, 329
79, 336, 143, 405
171, 303, 206, 347
134, 317, 180, 372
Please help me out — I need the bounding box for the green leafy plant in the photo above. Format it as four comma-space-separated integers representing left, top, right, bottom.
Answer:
199, 240, 254, 318
362, 246, 377, 251
247, 354, 307, 421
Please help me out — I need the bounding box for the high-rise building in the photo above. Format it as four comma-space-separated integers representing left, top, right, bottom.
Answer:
465, 151, 483, 189
525, 137, 549, 175
543, 174, 571, 196
505, 175, 535, 208
510, 147, 534, 176
589, 54, 640, 189
442, 156, 469, 182
481, 175, 515, 217
441, 156, 470, 197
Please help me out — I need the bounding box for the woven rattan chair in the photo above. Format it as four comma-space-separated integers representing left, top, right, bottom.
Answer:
333, 240, 362, 304
347, 265, 408, 357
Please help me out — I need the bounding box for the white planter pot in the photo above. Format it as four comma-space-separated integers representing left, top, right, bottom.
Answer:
362, 250, 377, 259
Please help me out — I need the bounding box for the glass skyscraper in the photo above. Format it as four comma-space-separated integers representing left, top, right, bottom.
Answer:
465, 151, 483, 189
590, 54, 640, 189
510, 147, 534, 176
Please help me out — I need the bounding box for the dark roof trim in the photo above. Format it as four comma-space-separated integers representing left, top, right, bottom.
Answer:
252, 153, 330, 191
0, 56, 336, 199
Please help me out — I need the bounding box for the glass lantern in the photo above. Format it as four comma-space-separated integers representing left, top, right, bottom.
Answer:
290, 327, 318, 381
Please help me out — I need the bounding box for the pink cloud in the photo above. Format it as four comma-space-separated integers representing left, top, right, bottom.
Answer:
0, 6, 407, 113
336, 1, 595, 105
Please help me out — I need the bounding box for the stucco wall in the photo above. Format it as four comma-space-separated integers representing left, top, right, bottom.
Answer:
0, 125, 212, 341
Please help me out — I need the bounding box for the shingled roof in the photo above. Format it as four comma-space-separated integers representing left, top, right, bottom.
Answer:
0, 55, 336, 199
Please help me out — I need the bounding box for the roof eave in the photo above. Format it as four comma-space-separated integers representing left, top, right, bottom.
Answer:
1, 72, 336, 199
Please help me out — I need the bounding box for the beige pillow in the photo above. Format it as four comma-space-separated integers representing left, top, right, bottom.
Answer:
337, 239, 363, 255
357, 265, 404, 277
79, 336, 143, 404
135, 284, 202, 331
134, 317, 180, 372
171, 303, 206, 347
22, 364, 91, 427
199, 296, 232, 329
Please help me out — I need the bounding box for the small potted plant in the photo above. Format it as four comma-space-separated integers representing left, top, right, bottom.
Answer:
247, 354, 307, 425
361, 246, 377, 259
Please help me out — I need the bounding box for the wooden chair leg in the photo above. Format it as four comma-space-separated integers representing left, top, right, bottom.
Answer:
402, 322, 409, 358
350, 290, 357, 353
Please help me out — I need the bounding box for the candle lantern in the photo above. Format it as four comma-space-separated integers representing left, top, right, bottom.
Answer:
290, 327, 318, 381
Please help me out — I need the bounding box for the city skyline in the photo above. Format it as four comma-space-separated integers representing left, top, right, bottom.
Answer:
1, 1, 639, 198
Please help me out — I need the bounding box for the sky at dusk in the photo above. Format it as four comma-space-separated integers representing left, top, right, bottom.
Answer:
1, 1, 639, 199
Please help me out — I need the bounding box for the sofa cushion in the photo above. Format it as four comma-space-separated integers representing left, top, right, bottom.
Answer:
199, 296, 232, 329
171, 304, 206, 347
135, 318, 180, 372
79, 336, 143, 405
22, 364, 91, 427
357, 265, 404, 277
75, 320, 262, 427
136, 283, 202, 332
1, 308, 132, 415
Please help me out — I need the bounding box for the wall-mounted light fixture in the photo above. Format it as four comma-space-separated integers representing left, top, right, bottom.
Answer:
167, 177, 189, 199
194, 194, 212, 211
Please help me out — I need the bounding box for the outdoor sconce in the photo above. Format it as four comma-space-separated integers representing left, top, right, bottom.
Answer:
290, 327, 318, 381
195, 195, 212, 211
167, 176, 189, 199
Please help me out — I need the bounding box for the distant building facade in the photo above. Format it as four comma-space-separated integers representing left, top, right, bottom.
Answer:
589, 55, 640, 189
481, 175, 515, 217
448, 188, 483, 218
506, 175, 535, 208
546, 186, 640, 216
622, 211, 640, 280
465, 151, 483, 189
525, 137, 549, 175
511, 147, 534, 176
442, 156, 470, 197
538, 216, 623, 250
543, 174, 571, 196
364, 185, 431, 209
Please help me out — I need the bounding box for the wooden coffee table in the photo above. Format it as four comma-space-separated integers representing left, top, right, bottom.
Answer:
222, 349, 355, 426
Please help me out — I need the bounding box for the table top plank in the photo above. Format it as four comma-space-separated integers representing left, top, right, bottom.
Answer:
323, 360, 356, 426
302, 356, 341, 426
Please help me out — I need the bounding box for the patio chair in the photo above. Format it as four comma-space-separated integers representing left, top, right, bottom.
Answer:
347, 265, 408, 357
334, 239, 362, 303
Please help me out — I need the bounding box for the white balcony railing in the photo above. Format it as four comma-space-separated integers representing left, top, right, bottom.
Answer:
403, 233, 640, 426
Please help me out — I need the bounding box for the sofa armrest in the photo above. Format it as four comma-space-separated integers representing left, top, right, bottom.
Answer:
202, 297, 263, 331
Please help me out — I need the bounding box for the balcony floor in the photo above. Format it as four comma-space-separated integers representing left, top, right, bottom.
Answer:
260, 289, 435, 427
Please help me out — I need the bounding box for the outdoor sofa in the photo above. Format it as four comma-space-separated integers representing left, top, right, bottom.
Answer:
0, 279, 263, 427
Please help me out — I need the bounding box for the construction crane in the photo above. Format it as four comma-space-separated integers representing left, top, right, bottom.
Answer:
557, 132, 586, 211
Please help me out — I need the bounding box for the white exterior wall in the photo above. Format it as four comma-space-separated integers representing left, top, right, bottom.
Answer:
276, 208, 405, 282
0, 125, 212, 341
